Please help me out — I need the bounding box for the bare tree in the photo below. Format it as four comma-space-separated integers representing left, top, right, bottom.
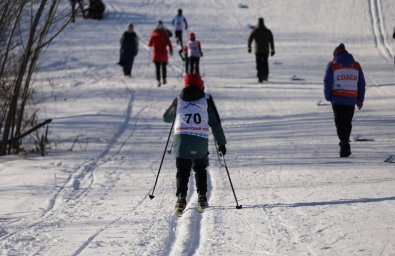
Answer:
0, 0, 72, 155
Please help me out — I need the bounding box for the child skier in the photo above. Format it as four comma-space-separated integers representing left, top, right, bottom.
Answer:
163, 73, 227, 215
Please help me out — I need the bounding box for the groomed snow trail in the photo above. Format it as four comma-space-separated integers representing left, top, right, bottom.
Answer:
1, 0, 395, 255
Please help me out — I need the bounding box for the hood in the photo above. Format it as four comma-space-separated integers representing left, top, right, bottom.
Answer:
179, 86, 205, 101
333, 43, 355, 65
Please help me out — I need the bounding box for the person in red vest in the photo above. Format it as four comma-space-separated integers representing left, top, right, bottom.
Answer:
324, 43, 366, 157
148, 21, 173, 87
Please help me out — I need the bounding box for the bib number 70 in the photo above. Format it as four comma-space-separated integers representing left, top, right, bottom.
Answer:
185, 113, 201, 124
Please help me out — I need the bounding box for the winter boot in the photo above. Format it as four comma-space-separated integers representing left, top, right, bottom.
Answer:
157, 80, 161, 87
163, 78, 167, 85
197, 193, 209, 212
175, 195, 186, 216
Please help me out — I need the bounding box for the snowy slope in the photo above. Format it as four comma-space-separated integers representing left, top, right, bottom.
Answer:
1, 0, 395, 255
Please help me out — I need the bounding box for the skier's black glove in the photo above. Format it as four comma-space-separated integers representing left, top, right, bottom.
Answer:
271, 50, 275, 56
218, 145, 227, 156
248, 48, 251, 53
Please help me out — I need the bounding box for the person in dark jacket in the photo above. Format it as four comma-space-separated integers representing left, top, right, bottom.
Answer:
248, 17, 275, 83
324, 43, 366, 157
86, 0, 105, 19
163, 73, 227, 215
119, 23, 139, 77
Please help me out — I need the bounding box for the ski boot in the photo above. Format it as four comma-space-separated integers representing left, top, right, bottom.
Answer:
175, 196, 186, 217
197, 193, 209, 213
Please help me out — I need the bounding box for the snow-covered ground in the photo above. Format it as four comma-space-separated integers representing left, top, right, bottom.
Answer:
1, 0, 395, 255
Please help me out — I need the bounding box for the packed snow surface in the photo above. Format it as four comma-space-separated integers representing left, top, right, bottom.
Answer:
1, 0, 395, 255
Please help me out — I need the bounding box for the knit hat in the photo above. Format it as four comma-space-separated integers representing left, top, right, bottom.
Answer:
184, 73, 204, 91
333, 43, 347, 56
189, 32, 195, 40
156, 20, 164, 29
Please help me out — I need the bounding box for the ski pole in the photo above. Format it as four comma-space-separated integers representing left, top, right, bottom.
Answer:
201, 58, 206, 77
221, 153, 242, 209
149, 120, 175, 199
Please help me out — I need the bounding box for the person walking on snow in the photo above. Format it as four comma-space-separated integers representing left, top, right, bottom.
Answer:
118, 23, 139, 77
148, 21, 173, 87
248, 17, 275, 83
324, 43, 366, 157
163, 73, 227, 215
183, 32, 203, 74
172, 8, 188, 48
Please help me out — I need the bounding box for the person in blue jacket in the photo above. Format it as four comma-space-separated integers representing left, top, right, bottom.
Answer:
324, 43, 366, 157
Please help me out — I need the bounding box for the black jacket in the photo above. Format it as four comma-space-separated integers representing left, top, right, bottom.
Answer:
119, 31, 138, 67
248, 22, 274, 55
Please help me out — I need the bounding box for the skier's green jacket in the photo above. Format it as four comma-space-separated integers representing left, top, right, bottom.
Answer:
163, 82, 226, 159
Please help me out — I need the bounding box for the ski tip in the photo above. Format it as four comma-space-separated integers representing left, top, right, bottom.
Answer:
236, 205, 243, 209
149, 195, 155, 200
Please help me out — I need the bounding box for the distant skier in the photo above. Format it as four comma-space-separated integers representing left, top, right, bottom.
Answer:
183, 32, 203, 74
118, 23, 139, 77
172, 8, 188, 48
324, 43, 366, 157
148, 21, 173, 87
163, 73, 227, 215
248, 17, 275, 83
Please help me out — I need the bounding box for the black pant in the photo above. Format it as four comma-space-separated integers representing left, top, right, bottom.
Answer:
188, 57, 200, 74
332, 104, 355, 144
155, 62, 167, 82
175, 156, 209, 197
255, 53, 269, 82
122, 56, 134, 76
175, 30, 183, 47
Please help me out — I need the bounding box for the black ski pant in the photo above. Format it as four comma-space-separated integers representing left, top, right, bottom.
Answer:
122, 56, 135, 76
175, 156, 209, 197
188, 57, 200, 74
332, 104, 355, 146
175, 30, 183, 47
255, 53, 269, 82
155, 62, 167, 82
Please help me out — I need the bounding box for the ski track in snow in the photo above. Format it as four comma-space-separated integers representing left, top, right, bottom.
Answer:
368, 0, 394, 61
1, 0, 395, 255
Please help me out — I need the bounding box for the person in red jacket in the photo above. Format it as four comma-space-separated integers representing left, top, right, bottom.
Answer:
148, 21, 173, 87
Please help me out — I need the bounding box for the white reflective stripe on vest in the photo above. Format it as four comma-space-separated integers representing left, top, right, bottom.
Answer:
187, 41, 201, 57
332, 67, 358, 98
175, 95, 209, 138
